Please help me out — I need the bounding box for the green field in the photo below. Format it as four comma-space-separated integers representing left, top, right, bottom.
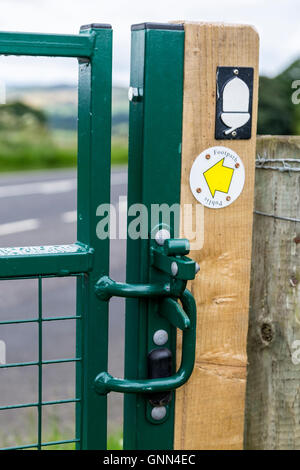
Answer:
0, 85, 128, 173
0, 127, 127, 172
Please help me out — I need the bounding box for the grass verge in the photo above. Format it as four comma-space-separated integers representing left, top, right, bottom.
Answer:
0, 130, 128, 172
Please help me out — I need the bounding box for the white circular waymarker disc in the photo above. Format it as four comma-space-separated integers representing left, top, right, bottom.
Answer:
189, 146, 245, 209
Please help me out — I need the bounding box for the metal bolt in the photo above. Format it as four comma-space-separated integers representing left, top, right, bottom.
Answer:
155, 229, 171, 246
151, 406, 167, 421
232, 130, 237, 137
196, 187, 201, 193
235, 163, 240, 168
153, 329, 168, 346
171, 261, 178, 276
195, 262, 200, 274
205, 154, 211, 159
233, 68, 239, 75
128, 87, 142, 102
226, 196, 231, 201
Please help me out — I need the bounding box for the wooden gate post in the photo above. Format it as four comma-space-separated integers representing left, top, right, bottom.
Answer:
245, 136, 300, 450
174, 22, 259, 449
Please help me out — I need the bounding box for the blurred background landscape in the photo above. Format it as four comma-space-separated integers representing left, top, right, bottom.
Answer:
0, 57, 299, 174
0, 83, 128, 172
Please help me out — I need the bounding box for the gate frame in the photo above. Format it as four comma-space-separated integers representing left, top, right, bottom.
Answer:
0, 24, 112, 450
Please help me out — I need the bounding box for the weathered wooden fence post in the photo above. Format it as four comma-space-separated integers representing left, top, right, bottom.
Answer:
245, 136, 300, 450
174, 22, 259, 449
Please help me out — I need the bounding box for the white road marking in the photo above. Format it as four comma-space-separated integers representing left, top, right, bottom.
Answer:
0, 172, 127, 199
0, 340, 5, 365
0, 219, 40, 236
0, 179, 76, 198
62, 210, 77, 223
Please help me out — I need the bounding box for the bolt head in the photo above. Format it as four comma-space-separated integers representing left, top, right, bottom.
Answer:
153, 329, 168, 346
233, 68, 239, 75
171, 261, 178, 276
232, 130, 237, 137
155, 229, 171, 246
128, 87, 141, 102
151, 406, 167, 421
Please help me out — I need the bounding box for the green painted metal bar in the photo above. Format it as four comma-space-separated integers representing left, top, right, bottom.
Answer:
0, 398, 80, 411
1, 443, 39, 451
0, 243, 93, 278
95, 275, 172, 300
76, 24, 112, 450
37, 277, 43, 450
0, 357, 81, 369
1, 438, 80, 451
0, 30, 96, 57
40, 438, 80, 448
0, 315, 82, 325
124, 23, 185, 450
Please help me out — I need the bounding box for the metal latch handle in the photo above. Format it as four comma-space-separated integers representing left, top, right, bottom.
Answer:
94, 289, 196, 395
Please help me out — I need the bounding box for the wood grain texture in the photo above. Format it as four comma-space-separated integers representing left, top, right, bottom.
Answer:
174, 22, 259, 450
245, 136, 300, 450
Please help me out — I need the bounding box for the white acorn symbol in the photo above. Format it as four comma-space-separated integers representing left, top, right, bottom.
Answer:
221, 76, 250, 134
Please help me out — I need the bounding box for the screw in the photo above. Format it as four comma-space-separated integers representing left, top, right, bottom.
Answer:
153, 329, 168, 346
226, 196, 231, 201
155, 229, 170, 246
235, 163, 240, 168
196, 187, 201, 193
128, 87, 142, 102
232, 130, 237, 137
233, 68, 239, 75
205, 154, 211, 160
171, 262, 178, 276
151, 406, 167, 421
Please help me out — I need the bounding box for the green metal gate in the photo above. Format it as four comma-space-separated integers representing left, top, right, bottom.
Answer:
0, 23, 112, 450
0, 22, 197, 450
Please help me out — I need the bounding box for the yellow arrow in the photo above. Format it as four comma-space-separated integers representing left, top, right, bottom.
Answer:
203, 158, 234, 198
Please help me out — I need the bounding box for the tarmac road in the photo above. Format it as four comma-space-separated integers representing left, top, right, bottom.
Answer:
0, 168, 127, 445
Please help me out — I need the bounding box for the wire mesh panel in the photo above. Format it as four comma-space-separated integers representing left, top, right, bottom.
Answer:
0, 274, 83, 450
0, 24, 112, 450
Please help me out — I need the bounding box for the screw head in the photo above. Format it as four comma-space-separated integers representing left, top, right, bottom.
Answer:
205, 154, 211, 160
232, 130, 237, 137
151, 406, 167, 421
226, 196, 231, 201
235, 163, 240, 168
233, 68, 239, 75
196, 187, 202, 193
171, 261, 178, 276
153, 329, 168, 346
128, 87, 141, 102
155, 229, 170, 246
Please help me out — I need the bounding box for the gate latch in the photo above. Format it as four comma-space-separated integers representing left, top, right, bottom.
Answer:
94, 235, 198, 396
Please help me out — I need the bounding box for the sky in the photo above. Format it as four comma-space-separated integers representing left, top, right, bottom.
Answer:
0, 0, 298, 87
